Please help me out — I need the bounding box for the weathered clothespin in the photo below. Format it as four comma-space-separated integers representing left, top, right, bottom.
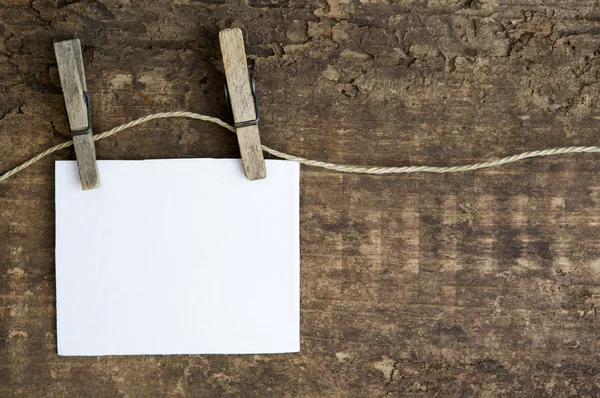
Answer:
219, 28, 267, 181
54, 39, 100, 190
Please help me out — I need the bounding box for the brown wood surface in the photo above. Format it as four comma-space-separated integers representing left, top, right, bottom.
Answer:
2, 1, 600, 396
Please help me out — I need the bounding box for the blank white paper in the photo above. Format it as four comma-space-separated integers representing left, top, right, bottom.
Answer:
55, 159, 300, 356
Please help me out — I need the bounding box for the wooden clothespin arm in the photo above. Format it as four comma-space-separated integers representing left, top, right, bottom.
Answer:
219, 28, 267, 181
54, 39, 100, 190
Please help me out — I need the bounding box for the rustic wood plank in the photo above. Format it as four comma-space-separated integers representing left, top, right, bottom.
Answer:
3, 2, 600, 397
54, 39, 100, 190
219, 28, 266, 181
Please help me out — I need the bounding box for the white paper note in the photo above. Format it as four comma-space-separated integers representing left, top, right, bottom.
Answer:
55, 159, 300, 356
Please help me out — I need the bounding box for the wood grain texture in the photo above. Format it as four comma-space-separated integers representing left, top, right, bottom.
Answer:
219, 28, 266, 180
54, 39, 99, 190
2, 1, 600, 397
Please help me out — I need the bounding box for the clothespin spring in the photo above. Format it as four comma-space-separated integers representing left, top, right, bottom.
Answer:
71, 92, 92, 136
224, 75, 260, 128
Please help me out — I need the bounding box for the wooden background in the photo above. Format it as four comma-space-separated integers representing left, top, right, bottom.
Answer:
2, 0, 600, 396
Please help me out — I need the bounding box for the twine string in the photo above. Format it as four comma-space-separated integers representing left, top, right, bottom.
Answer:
1, 110, 599, 183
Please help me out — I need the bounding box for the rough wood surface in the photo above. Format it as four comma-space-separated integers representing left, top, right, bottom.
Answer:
2, 1, 600, 396
219, 28, 266, 180
54, 39, 100, 190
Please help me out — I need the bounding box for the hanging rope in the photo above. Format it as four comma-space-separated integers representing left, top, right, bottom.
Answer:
1, 111, 599, 183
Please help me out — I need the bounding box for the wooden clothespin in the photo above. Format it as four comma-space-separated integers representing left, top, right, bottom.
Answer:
219, 28, 267, 181
54, 39, 100, 190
